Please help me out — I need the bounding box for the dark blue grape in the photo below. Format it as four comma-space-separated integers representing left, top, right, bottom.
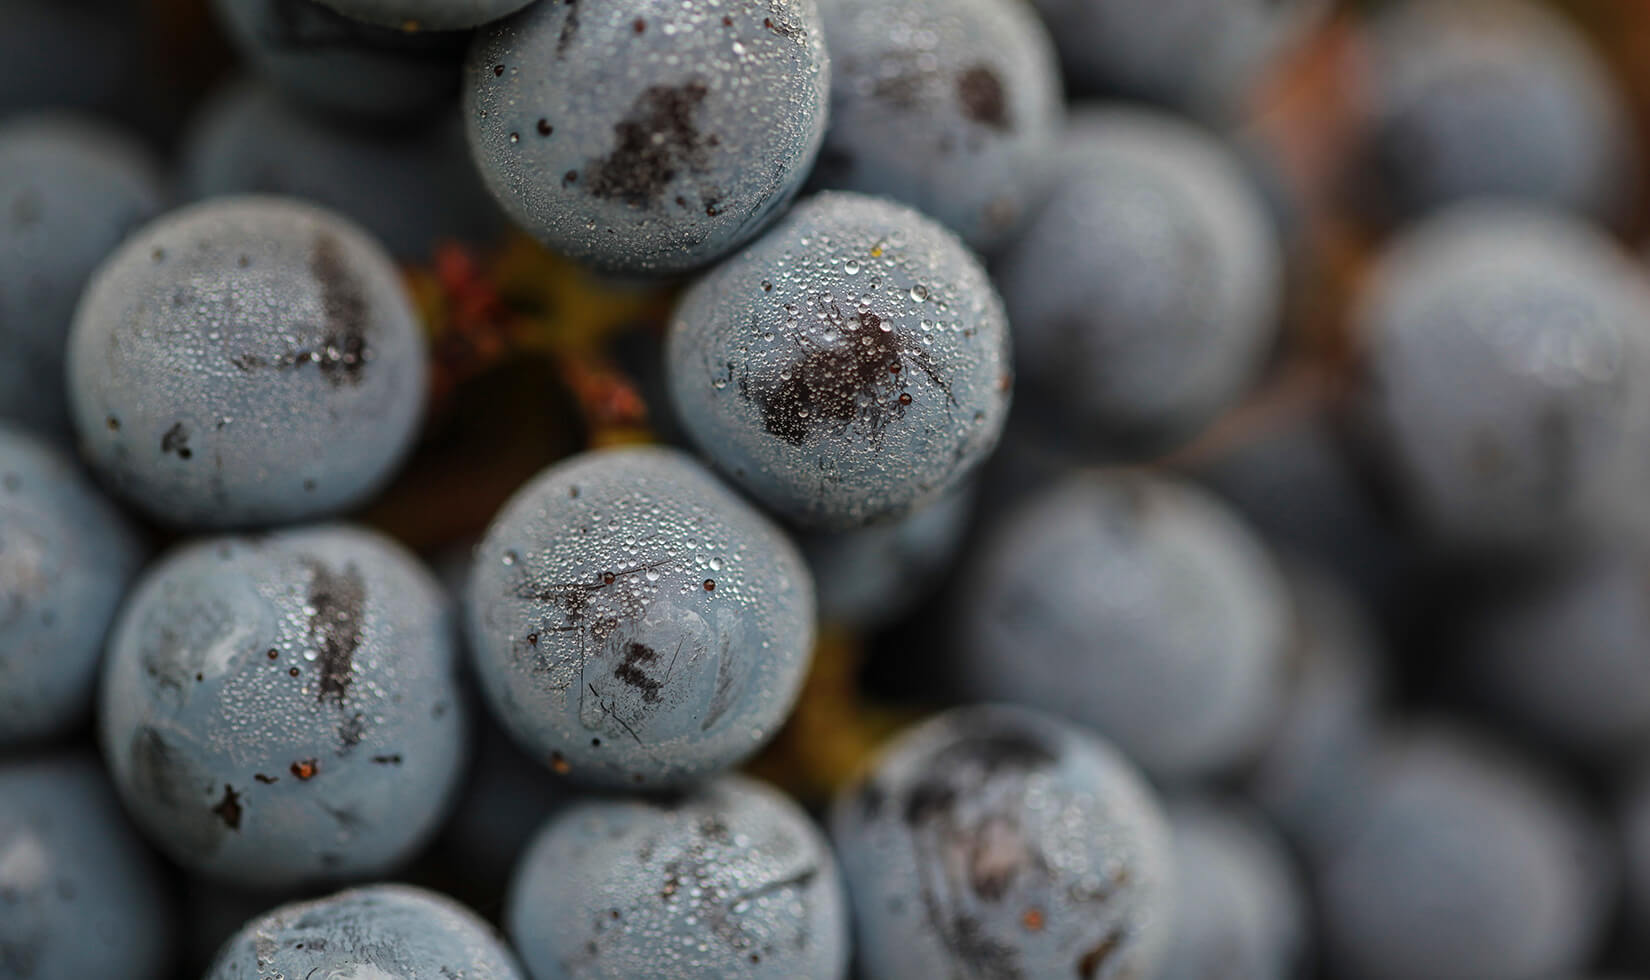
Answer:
953, 470, 1291, 780
994, 106, 1283, 455
206, 884, 525, 979
1356, 204, 1650, 550
1315, 723, 1613, 980
1358, 0, 1633, 223
464, 0, 830, 275
99, 525, 470, 888
466, 446, 815, 788
667, 191, 1012, 530
831, 704, 1173, 979
812, 0, 1064, 251
508, 774, 848, 979
67, 196, 427, 529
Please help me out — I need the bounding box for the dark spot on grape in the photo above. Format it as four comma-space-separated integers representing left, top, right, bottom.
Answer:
290, 759, 319, 780
161, 422, 192, 460
1077, 929, 1124, 978
289, 667, 301, 677
591, 737, 602, 746
337, 712, 367, 749
254, 773, 279, 784
493, 63, 505, 76
703, 579, 715, 591
742, 310, 949, 446
130, 727, 229, 853
211, 785, 243, 830
722, 15, 734, 26
899, 393, 912, 405
301, 558, 365, 706
557, 0, 580, 56
564, 170, 580, 185
763, 16, 798, 37
613, 642, 664, 703
538, 118, 554, 136
904, 729, 1055, 826
309, 234, 369, 386
956, 65, 1009, 130
586, 80, 711, 207
303, 479, 317, 492
633, 17, 646, 33
267, 649, 280, 660
105, 415, 120, 431
371, 754, 403, 765
551, 751, 571, 774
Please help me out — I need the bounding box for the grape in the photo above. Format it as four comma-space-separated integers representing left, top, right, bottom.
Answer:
1462, 547, 1650, 758
994, 106, 1283, 455
953, 470, 1290, 780
508, 774, 848, 980
66, 196, 427, 530
466, 446, 815, 788
0, 426, 146, 746
1026, 0, 1327, 114
212, 0, 468, 121
99, 525, 470, 888
667, 191, 1012, 530
0, 754, 175, 980
809, 0, 1063, 251
1155, 798, 1309, 980
317, 0, 534, 30
1357, 0, 1632, 224
463, 0, 829, 276
1316, 723, 1613, 980
0, 1, 141, 119
1244, 561, 1385, 857
0, 114, 164, 442
801, 479, 973, 630
830, 704, 1173, 980
1355, 204, 1650, 551
206, 883, 524, 979
181, 79, 504, 260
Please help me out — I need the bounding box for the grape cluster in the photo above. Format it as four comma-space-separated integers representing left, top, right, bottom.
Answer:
10, 1, 1650, 978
